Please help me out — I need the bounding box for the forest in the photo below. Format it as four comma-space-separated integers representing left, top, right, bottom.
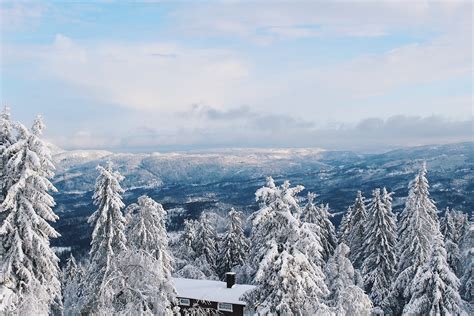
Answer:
0, 110, 472, 315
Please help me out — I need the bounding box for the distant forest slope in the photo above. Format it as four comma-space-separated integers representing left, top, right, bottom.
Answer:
50, 142, 473, 256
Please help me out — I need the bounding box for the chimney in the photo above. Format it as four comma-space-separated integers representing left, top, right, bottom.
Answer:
225, 272, 236, 288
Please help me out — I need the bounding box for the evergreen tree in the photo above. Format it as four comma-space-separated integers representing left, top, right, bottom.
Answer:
302, 192, 337, 261
126, 195, 173, 275
0, 106, 15, 202
181, 218, 198, 257
0, 117, 61, 314
347, 191, 368, 269
174, 218, 217, 280
82, 162, 127, 313
441, 208, 469, 277
325, 243, 373, 315
62, 254, 78, 291
107, 195, 176, 315
62, 255, 84, 315
243, 177, 328, 314
403, 233, 465, 315
361, 188, 397, 308
459, 215, 473, 302
390, 163, 440, 314
0, 107, 15, 303
194, 212, 218, 269
217, 208, 249, 278
381, 187, 395, 217
338, 206, 352, 245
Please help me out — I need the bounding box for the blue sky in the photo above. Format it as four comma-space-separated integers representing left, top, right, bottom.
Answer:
1, 1, 472, 152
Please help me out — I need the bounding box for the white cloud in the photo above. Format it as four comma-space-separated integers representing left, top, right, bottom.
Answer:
0, 3, 45, 31
5, 27, 470, 122
172, 1, 471, 42
29, 35, 251, 111
49, 112, 474, 152
51, 130, 121, 150
2, 1, 472, 151
304, 34, 471, 98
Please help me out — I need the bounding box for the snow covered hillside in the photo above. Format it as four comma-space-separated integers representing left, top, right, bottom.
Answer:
50, 142, 473, 255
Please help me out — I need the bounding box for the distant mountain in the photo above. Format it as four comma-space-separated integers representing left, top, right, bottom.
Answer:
50, 142, 474, 258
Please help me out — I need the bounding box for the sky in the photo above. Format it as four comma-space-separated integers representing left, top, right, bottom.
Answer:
0, 0, 472, 152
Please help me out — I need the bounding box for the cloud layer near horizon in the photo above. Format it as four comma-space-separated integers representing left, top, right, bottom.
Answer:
48, 108, 473, 152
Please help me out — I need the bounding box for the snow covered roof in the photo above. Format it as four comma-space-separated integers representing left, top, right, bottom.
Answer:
172, 277, 256, 305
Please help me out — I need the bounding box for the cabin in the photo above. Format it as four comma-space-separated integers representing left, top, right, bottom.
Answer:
173, 273, 256, 316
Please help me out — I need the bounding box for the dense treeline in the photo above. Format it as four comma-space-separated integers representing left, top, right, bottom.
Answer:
0, 110, 472, 315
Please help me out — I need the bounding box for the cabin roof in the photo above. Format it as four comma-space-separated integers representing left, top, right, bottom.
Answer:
172, 277, 256, 305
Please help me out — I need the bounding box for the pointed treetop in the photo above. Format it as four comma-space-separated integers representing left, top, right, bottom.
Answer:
307, 192, 317, 204
421, 161, 427, 173
32, 115, 45, 136
266, 176, 276, 188
105, 160, 113, 170
1, 105, 11, 120
382, 187, 393, 211
372, 188, 381, 199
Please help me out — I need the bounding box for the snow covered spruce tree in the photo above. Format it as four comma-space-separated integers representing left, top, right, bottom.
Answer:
62, 255, 85, 315
360, 188, 397, 309
325, 243, 373, 315
194, 212, 218, 269
243, 177, 328, 314
441, 208, 469, 277
382, 187, 394, 218
403, 233, 465, 315
181, 218, 198, 256
347, 191, 368, 269
174, 218, 217, 280
217, 208, 249, 278
0, 106, 15, 202
0, 107, 15, 297
459, 215, 473, 302
125, 195, 173, 275
0, 116, 61, 314
81, 162, 127, 314
389, 163, 440, 314
337, 206, 352, 245
107, 195, 176, 314
302, 192, 337, 261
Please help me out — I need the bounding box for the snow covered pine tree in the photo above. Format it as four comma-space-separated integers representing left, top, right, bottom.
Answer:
217, 208, 249, 278
337, 206, 352, 245
243, 177, 328, 314
459, 214, 473, 305
174, 218, 216, 280
110, 195, 177, 314
81, 162, 127, 313
302, 192, 337, 262
403, 232, 465, 315
389, 163, 441, 314
360, 188, 397, 309
325, 243, 373, 315
194, 212, 218, 271
62, 254, 84, 315
441, 208, 469, 277
347, 191, 368, 269
0, 116, 61, 314
0, 107, 14, 202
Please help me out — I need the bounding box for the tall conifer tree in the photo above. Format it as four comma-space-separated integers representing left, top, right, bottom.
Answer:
83, 162, 126, 313
347, 191, 368, 268
361, 188, 397, 308
0, 117, 61, 313
390, 163, 440, 314
218, 208, 249, 277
